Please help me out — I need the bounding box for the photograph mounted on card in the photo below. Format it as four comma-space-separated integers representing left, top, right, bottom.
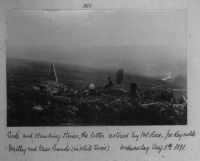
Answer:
6, 10, 187, 126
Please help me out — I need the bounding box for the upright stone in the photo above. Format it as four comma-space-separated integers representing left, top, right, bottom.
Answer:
116, 68, 124, 85
49, 63, 58, 83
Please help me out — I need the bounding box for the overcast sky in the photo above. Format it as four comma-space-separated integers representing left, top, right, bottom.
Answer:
6, 10, 187, 76
7, 10, 186, 48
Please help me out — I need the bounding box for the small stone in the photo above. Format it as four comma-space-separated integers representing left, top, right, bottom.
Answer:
33, 105, 43, 111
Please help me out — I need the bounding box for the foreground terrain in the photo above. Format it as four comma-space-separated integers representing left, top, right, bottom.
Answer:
7, 58, 187, 126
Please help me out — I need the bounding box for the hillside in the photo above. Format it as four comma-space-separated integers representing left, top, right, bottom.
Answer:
6, 57, 187, 126
6, 57, 185, 90
7, 45, 187, 78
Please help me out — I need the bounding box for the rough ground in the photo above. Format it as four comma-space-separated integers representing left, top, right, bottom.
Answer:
7, 58, 187, 126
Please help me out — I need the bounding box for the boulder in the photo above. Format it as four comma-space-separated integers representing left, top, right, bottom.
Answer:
109, 99, 132, 111
68, 105, 79, 112
107, 86, 128, 96
53, 96, 71, 104
33, 105, 44, 111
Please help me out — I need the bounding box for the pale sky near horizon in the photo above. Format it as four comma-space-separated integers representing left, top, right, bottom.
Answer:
6, 10, 187, 76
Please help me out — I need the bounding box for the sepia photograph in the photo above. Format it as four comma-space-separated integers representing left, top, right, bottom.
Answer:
6, 10, 187, 126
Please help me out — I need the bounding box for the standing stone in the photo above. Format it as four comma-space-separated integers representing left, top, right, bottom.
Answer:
116, 68, 124, 85
49, 63, 58, 83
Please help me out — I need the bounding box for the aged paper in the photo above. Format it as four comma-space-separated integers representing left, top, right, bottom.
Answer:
0, 0, 200, 161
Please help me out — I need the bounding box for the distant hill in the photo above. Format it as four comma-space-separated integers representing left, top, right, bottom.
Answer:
7, 45, 186, 78
6, 57, 186, 90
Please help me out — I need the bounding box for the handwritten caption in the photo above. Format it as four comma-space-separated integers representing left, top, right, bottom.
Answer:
6, 129, 196, 155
